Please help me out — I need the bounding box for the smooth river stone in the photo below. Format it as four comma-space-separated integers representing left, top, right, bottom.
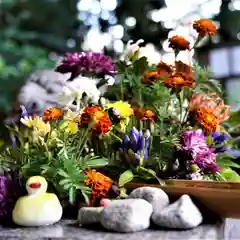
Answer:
152, 195, 203, 229
78, 207, 104, 225
100, 199, 153, 233
128, 186, 169, 213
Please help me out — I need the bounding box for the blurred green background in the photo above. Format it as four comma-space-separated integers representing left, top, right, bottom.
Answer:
1, 0, 240, 141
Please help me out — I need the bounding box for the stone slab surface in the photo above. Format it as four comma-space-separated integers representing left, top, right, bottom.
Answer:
0, 219, 239, 240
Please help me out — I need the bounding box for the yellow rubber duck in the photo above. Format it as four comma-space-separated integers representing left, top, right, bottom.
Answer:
12, 176, 63, 227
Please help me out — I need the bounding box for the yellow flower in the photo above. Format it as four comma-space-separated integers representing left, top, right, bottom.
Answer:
66, 121, 78, 134
63, 110, 80, 134
21, 116, 51, 137
64, 109, 81, 122
106, 101, 133, 119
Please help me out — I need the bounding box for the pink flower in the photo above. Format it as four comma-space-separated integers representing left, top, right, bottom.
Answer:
181, 130, 220, 174
100, 198, 111, 208
192, 149, 220, 174
182, 130, 209, 156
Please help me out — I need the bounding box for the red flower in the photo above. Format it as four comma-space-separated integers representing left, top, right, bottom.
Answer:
84, 170, 113, 206
169, 35, 190, 51
134, 107, 156, 122
142, 71, 160, 85
193, 19, 217, 36
80, 106, 112, 134
164, 73, 195, 89
42, 108, 64, 121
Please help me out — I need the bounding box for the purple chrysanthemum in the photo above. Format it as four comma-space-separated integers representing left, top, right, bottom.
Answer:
181, 129, 220, 174
191, 148, 220, 174
182, 129, 209, 157
0, 171, 26, 226
56, 52, 116, 80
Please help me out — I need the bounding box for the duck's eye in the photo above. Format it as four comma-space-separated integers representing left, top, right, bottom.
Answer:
29, 182, 41, 189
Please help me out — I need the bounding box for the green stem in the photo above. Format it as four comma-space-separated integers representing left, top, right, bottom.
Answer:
76, 126, 92, 160
120, 74, 124, 100
177, 92, 183, 123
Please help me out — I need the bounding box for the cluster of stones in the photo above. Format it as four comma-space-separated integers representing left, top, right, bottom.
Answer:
78, 187, 203, 233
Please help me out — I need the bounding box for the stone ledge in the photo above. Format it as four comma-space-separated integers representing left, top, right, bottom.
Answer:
0, 219, 238, 240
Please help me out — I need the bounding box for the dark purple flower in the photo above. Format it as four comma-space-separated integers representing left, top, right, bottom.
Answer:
191, 148, 220, 174
121, 127, 150, 161
181, 130, 220, 174
214, 145, 231, 153
55, 52, 116, 80
212, 132, 230, 145
0, 171, 26, 226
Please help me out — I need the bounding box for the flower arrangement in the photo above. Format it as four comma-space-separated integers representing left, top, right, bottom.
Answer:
1, 18, 240, 224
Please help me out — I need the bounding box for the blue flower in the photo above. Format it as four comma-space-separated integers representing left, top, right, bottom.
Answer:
212, 132, 230, 145
211, 132, 231, 153
121, 127, 150, 161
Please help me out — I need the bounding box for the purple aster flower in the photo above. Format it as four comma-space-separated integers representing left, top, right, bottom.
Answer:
182, 129, 209, 157
0, 170, 26, 226
191, 148, 220, 174
55, 52, 116, 80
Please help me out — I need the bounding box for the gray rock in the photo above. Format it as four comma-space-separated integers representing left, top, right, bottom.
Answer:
78, 207, 104, 225
128, 187, 169, 212
100, 199, 153, 232
152, 195, 203, 229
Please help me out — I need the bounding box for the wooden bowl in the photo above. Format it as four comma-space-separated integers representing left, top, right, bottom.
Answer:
126, 180, 240, 219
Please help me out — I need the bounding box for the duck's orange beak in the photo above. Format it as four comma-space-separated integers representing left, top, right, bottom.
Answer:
29, 182, 41, 189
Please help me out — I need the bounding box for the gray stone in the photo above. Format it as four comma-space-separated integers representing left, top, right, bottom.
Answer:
100, 199, 153, 233
128, 187, 169, 212
78, 207, 104, 225
152, 195, 203, 229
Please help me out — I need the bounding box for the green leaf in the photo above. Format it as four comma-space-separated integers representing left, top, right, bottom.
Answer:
132, 57, 148, 76
137, 167, 165, 185
59, 179, 70, 186
116, 61, 128, 73
220, 168, 240, 181
217, 157, 240, 168
81, 189, 90, 205
83, 157, 108, 168
69, 186, 76, 204
118, 169, 134, 187
227, 110, 240, 126
58, 169, 69, 178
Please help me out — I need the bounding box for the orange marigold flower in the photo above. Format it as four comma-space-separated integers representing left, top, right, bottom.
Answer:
169, 35, 190, 51
157, 61, 173, 78
157, 61, 172, 73
175, 61, 192, 75
134, 108, 156, 122
164, 73, 195, 89
80, 106, 112, 134
189, 93, 231, 132
142, 71, 160, 84
193, 19, 217, 36
84, 170, 113, 206
42, 107, 64, 121
196, 108, 221, 133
